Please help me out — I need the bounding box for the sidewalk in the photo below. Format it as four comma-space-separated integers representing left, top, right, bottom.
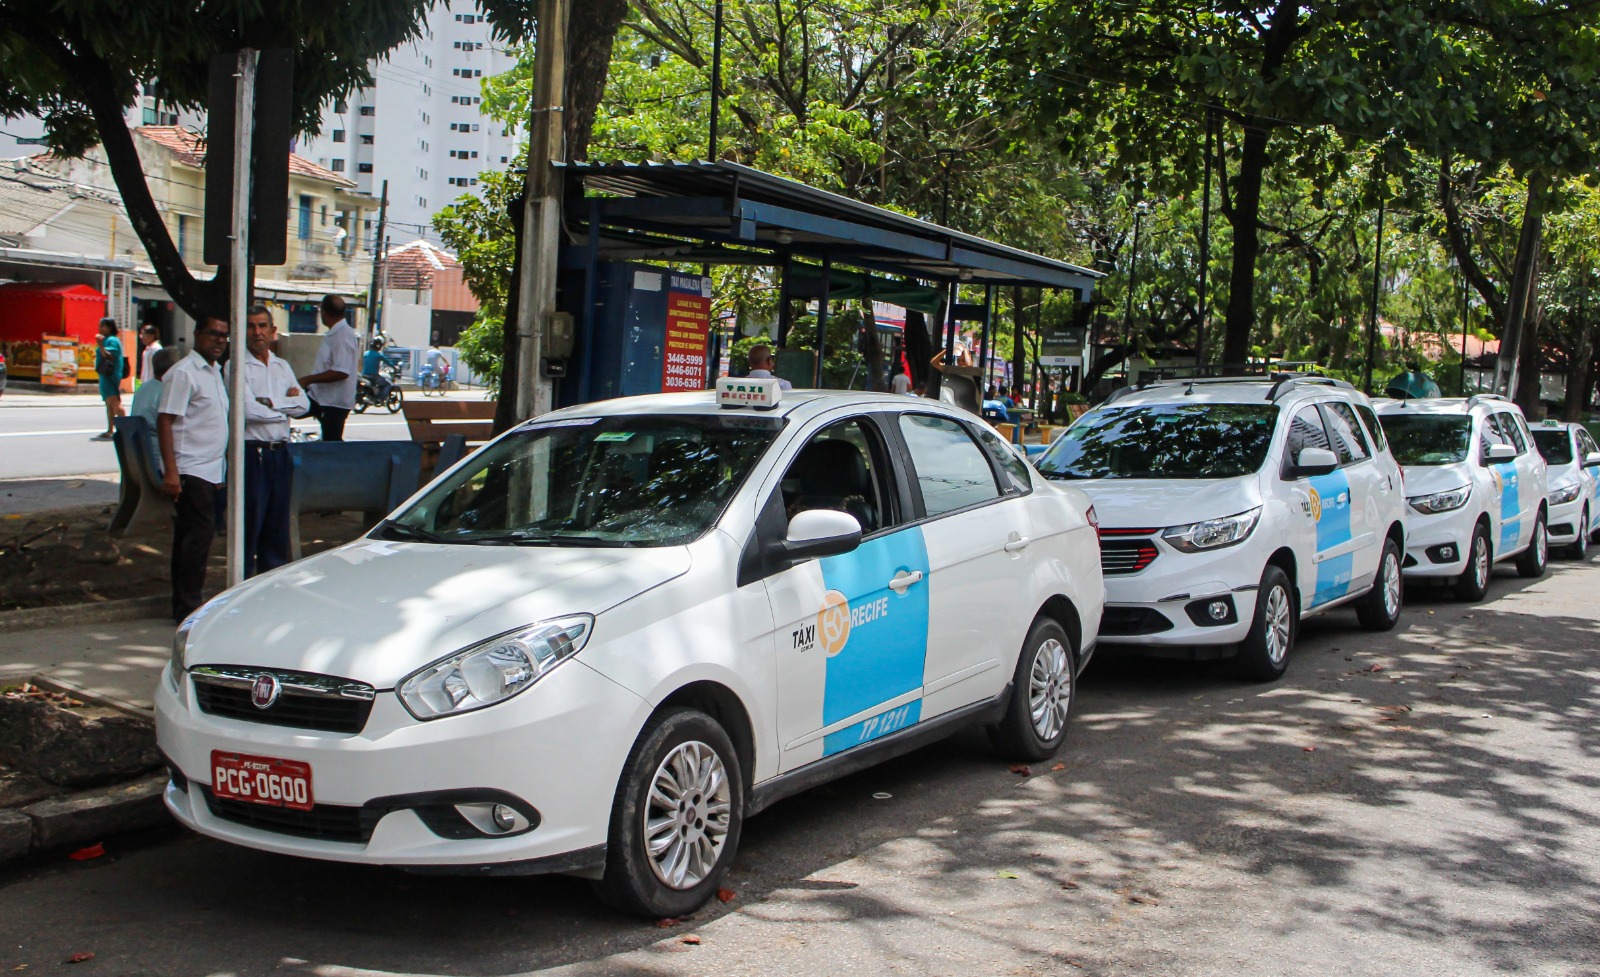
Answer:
0, 473, 120, 517
0, 616, 169, 713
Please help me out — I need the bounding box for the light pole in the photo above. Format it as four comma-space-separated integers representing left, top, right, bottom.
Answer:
707, 0, 724, 161
1122, 201, 1148, 366
936, 148, 959, 359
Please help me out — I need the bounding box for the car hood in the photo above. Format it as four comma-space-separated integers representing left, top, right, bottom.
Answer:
1064, 477, 1261, 529
1399, 463, 1473, 498
183, 539, 692, 687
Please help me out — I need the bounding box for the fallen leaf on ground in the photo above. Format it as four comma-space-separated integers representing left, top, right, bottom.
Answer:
997, 870, 1020, 879
716, 887, 736, 904
68, 843, 105, 861
1366, 663, 1386, 672
679, 935, 702, 945
1059, 880, 1080, 889
13, 965, 28, 971
1303, 745, 1316, 752
655, 918, 679, 929
1127, 893, 1160, 906
65, 953, 94, 965
1007, 764, 1032, 777
1050, 763, 1065, 771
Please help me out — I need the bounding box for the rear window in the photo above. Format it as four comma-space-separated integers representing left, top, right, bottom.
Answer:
1037, 403, 1280, 480
1532, 429, 1574, 466
1382, 414, 1472, 465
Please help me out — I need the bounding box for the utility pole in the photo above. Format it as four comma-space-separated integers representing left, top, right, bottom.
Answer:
513, 0, 567, 421
708, 0, 725, 161
225, 49, 257, 589
365, 179, 388, 345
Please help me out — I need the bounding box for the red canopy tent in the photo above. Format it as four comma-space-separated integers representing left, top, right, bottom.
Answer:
0, 282, 108, 344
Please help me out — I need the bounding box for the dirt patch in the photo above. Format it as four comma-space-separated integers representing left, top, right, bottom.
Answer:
0, 502, 370, 611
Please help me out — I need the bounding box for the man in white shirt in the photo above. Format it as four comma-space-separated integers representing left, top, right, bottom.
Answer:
138, 324, 162, 387
746, 343, 793, 390
158, 316, 231, 622
298, 294, 359, 441
230, 306, 310, 576
890, 370, 912, 395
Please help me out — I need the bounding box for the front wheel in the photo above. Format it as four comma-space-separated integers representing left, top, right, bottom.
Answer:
384, 389, 403, 414
1356, 537, 1404, 631
1568, 507, 1589, 560
987, 617, 1074, 761
1454, 524, 1492, 602
1234, 564, 1295, 682
593, 708, 744, 919
1516, 512, 1548, 578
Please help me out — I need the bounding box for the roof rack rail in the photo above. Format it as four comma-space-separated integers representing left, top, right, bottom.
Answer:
1264, 373, 1353, 402
1467, 393, 1512, 407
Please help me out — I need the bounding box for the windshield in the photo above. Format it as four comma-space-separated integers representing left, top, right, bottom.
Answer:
1532, 429, 1574, 466
1383, 414, 1472, 465
378, 414, 783, 546
1036, 403, 1279, 480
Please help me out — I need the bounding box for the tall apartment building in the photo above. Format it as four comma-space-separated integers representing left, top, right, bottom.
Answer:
295, 2, 519, 246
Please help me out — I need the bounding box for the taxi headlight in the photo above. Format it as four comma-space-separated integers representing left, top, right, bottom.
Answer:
1162, 507, 1261, 553
398, 615, 593, 721
169, 618, 193, 692
1408, 485, 1471, 514
1550, 483, 1582, 505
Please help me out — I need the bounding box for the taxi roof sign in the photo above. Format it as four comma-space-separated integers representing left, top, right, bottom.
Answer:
717, 376, 783, 410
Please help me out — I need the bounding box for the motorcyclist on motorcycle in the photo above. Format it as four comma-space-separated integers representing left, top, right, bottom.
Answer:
362, 338, 402, 401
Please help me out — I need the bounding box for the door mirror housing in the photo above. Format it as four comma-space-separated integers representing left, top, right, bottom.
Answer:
1584, 451, 1600, 468
1293, 447, 1338, 478
779, 509, 863, 563
1486, 443, 1517, 462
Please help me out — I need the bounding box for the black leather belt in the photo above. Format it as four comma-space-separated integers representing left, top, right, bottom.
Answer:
245, 440, 289, 450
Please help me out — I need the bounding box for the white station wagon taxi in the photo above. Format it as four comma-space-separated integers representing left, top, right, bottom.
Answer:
1034, 375, 1407, 681
1376, 394, 1549, 599
1529, 418, 1600, 559
156, 380, 1103, 917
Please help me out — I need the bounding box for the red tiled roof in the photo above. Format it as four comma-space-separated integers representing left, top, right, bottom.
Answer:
380, 240, 461, 290
134, 126, 355, 188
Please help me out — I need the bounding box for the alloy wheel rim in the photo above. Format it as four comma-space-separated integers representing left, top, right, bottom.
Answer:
1474, 536, 1490, 588
1382, 552, 1401, 618
1264, 585, 1291, 664
1536, 521, 1547, 566
643, 740, 732, 890
1029, 638, 1072, 741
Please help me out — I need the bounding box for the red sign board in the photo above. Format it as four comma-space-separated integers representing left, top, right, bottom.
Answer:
662, 275, 711, 392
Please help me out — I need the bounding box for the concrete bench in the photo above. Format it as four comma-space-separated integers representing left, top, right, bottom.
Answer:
287, 440, 423, 559
401, 399, 497, 476
109, 415, 168, 536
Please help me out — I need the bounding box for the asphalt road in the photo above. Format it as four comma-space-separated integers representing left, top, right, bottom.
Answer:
2, 560, 1598, 976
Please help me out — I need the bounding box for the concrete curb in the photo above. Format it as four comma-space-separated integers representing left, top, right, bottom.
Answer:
0, 596, 169, 634
1, 773, 169, 866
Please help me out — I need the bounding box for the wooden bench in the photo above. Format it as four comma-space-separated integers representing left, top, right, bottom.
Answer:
401, 399, 498, 476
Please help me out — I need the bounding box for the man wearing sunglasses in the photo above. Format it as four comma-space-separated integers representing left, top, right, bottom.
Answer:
157, 316, 231, 623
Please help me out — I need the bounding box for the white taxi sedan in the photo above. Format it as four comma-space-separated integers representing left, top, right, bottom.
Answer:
1530, 418, 1600, 558
156, 380, 1103, 918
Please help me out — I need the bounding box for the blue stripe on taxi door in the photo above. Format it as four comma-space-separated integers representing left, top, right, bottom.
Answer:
1309, 470, 1355, 607
1495, 462, 1521, 554
817, 528, 931, 756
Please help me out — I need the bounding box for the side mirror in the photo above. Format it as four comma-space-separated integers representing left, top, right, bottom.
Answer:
1486, 443, 1517, 462
1293, 447, 1338, 478
779, 509, 862, 563
1584, 451, 1600, 468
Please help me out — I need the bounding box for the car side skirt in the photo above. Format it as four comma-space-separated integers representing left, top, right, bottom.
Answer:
748, 689, 1011, 817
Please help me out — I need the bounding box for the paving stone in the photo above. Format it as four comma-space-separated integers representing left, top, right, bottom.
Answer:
20, 773, 168, 852
0, 809, 30, 861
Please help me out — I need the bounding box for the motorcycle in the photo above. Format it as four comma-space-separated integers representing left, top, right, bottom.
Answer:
354, 360, 403, 414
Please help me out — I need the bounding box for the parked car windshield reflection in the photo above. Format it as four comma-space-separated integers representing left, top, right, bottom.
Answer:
1382, 414, 1473, 465
378, 414, 783, 546
1036, 403, 1279, 480
1531, 429, 1575, 466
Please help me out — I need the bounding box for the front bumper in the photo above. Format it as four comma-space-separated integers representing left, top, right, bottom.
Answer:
1400, 507, 1476, 579
1095, 538, 1262, 649
1547, 496, 1586, 544
155, 658, 648, 872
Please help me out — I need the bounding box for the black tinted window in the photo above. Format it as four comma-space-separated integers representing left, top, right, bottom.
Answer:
1323, 403, 1371, 464
1480, 413, 1513, 459
972, 425, 1034, 495
1532, 428, 1575, 466
1038, 404, 1280, 480
899, 414, 1002, 515
1385, 415, 1472, 465
1499, 412, 1529, 453
1355, 404, 1388, 452
1286, 406, 1331, 461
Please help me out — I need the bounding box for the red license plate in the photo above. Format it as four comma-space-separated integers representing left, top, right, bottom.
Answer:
210, 750, 314, 811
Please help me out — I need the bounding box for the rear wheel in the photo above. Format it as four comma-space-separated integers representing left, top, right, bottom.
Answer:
1356, 537, 1404, 631
1454, 524, 1492, 602
1516, 512, 1548, 578
987, 617, 1074, 761
1234, 565, 1294, 682
1568, 507, 1589, 560
593, 708, 743, 919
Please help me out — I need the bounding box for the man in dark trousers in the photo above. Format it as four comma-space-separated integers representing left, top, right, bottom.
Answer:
229, 305, 309, 576
299, 294, 359, 441
157, 316, 230, 622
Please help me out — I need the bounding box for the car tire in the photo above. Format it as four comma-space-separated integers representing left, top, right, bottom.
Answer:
987, 617, 1074, 762
1569, 507, 1589, 560
385, 389, 403, 414
593, 708, 744, 919
1233, 565, 1295, 683
1516, 511, 1548, 578
1454, 524, 1493, 602
1356, 537, 1404, 631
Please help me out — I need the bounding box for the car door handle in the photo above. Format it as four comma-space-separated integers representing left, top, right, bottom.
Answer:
888, 570, 924, 594
1004, 535, 1031, 552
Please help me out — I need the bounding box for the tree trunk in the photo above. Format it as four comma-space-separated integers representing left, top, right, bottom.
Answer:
494, 195, 527, 434
1516, 297, 1544, 417
1563, 318, 1592, 423
1497, 171, 1548, 407
861, 304, 883, 391
565, 0, 629, 160
1220, 119, 1271, 373
904, 308, 934, 388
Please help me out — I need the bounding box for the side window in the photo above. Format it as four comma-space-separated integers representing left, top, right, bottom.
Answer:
1322, 402, 1372, 465
1354, 403, 1388, 453
1497, 412, 1528, 454
1479, 413, 1512, 461
970, 424, 1034, 495
1579, 428, 1598, 458
1285, 405, 1331, 464
898, 414, 1003, 517
779, 418, 896, 535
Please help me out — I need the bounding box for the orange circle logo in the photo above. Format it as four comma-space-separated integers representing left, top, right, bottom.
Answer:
817, 590, 851, 656
1308, 486, 1323, 522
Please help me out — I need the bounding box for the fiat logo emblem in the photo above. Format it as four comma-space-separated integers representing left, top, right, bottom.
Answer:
250, 673, 281, 710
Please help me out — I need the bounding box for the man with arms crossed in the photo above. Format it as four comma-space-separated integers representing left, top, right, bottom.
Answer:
298, 294, 359, 441
230, 306, 309, 576
158, 316, 230, 622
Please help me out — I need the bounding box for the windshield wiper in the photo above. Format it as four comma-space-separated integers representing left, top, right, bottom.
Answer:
1040, 470, 1087, 480
375, 520, 447, 543
459, 531, 630, 547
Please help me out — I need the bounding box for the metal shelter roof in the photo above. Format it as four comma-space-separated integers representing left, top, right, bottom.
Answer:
563, 160, 1103, 295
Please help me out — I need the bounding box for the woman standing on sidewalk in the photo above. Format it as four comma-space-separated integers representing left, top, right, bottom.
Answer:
92, 318, 125, 441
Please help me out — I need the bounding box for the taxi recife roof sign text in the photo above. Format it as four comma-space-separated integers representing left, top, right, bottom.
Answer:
717, 376, 782, 410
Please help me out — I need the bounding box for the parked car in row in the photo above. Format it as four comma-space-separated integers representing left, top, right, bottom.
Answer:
1376, 394, 1548, 600
1529, 418, 1600, 558
1033, 375, 1406, 682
